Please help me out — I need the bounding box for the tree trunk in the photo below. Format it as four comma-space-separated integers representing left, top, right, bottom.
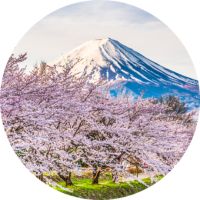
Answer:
92, 169, 101, 184
59, 172, 73, 186
112, 171, 119, 183
37, 173, 45, 182
136, 164, 139, 178
65, 172, 73, 186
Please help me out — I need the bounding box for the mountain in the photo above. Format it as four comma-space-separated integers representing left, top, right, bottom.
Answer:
51, 38, 200, 108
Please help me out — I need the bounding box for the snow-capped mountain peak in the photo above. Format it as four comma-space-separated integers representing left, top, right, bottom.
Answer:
50, 38, 199, 107
52, 37, 131, 81
51, 38, 197, 86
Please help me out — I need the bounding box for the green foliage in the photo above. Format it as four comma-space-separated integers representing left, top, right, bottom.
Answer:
158, 95, 187, 114
15, 150, 26, 157
52, 175, 158, 200
155, 174, 164, 181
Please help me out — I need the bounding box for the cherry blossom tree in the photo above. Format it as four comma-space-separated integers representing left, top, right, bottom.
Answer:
0, 54, 197, 187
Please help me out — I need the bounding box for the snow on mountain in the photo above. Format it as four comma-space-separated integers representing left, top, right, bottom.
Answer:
50, 37, 200, 107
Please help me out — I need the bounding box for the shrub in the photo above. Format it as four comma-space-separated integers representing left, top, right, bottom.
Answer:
158, 95, 187, 114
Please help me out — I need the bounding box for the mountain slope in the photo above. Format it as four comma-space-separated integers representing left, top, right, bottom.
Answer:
51, 38, 200, 108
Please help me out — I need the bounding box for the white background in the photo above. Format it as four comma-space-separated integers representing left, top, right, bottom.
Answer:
0, 0, 199, 200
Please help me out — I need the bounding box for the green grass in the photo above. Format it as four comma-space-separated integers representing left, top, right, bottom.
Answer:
51, 175, 160, 200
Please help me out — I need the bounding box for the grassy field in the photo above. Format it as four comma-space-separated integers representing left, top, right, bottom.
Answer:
51, 175, 163, 199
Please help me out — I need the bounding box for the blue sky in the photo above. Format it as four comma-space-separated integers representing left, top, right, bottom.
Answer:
13, 0, 196, 79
